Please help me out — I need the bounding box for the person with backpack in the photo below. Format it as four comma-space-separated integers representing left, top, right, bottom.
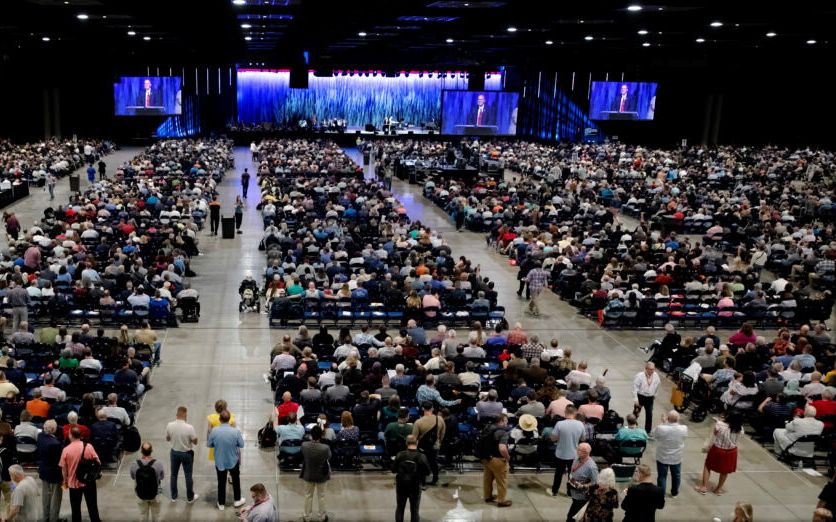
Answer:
130, 442, 165, 522
59, 426, 101, 522
479, 414, 513, 507
391, 434, 431, 522
411, 401, 445, 486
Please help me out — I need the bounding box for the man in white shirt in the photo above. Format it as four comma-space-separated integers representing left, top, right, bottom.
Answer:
773, 405, 824, 456
100, 393, 132, 426
166, 406, 199, 503
651, 410, 687, 498
633, 362, 661, 433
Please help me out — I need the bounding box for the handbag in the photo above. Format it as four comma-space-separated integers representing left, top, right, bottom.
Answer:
670, 387, 685, 409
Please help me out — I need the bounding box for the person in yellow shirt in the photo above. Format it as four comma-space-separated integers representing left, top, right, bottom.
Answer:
207, 399, 236, 461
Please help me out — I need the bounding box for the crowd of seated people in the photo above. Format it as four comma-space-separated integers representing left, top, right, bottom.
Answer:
244, 139, 506, 328
0, 139, 229, 329
0, 137, 114, 184
648, 322, 834, 462
0, 320, 159, 468
371, 139, 834, 327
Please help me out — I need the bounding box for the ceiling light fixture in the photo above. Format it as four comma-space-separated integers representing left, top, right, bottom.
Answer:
545, 40, 553, 45
445, 38, 454, 43
766, 32, 776, 37
76, 13, 89, 20
358, 31, 367, 36
240, 23, 252, 29
627, 5, 643, 12
507, 26, 517, 32
806, 39, 817, 44
127, 30, 136, 36
244, 36, 252, 41
42, 36, 50, 42
695, 38, 705, 43
143, 36, 151, 41
710, 21, 723, 27
637, 29, 648, 35
233, 0, 246, 4
584, 35, 594, 41
642, 42, 651, 47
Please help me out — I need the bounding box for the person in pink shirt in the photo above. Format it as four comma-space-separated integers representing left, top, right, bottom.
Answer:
728, 322, 757, 346
545, 390, 573, 419
59, 426, 101, 522
23, 245, 41, 272
422, 290, 441, 318
578, 390, 605, 420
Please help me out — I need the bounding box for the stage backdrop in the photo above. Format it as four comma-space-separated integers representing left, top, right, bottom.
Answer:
236, 69, 502, 128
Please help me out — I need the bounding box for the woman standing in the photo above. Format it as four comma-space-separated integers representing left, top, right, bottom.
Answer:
207, 399, 236, 461
580, 467, 619, 521
234, 196, 244, 234
3, 212, 20, 241
696, 412, 743, 495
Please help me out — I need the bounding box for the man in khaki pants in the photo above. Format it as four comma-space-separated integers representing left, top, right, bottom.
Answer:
481, 414, 512, 507
300, 426, 331, 521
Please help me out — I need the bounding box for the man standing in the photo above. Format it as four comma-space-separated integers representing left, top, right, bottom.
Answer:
8, 465, 39, 522
241, 168, 251, 199
238, 483, 278, 522
36, 420, 63, 522
412, 401, 445, 486
651, 410, 688, 498
548, 405, 586, 497
97, 159, 106, 180
621, 464, 665, 522
633, 362, 661, 433
481, 414, 512, 507
166, 406, 199, 503
566, 443, 598, 522
130, 442, 165, 522
59, 426, 101, 522
300, 426, 331, 522
207, 410, 245, 511
47, 172, 58, 200
392, 434, 432, 522
208, 195, 221, 236
524, 262, 550, 317
6, 281, 29, 331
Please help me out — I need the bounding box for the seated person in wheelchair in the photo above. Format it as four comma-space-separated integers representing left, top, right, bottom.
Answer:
239, 271, 261, 309
644, 323, 681, 365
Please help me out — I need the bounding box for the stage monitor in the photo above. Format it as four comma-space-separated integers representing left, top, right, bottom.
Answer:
441, 90, 519, 136
589, 81, 657, 121
114, 76, 182, 116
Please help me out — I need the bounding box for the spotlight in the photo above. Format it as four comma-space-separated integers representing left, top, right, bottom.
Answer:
127, 30, 136, 36
42, 36, 51, 42
76, 13, 89, 20
627, 5, 643, 12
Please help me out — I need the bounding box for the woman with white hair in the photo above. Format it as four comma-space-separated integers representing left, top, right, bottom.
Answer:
581, 467, 619, 521
443, 329, 459, 358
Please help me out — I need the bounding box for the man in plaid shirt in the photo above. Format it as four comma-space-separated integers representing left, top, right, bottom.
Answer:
521, 335, 545, 361
524, 262, 550, 317
810, 257, 835, 285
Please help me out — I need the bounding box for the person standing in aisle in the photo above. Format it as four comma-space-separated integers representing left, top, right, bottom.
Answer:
241, 168, 251, 199
234, 197, 244, 234
208, 195, 221, 236
207, 410, 245, 511
59, 427, 101, 522
651, 410, 688, 498
300, 426, 331, 522
621, 464, 665, 521
97, 159, 107, 180
86, 164, 96, 184
130, 442, 165, 522
481, 414, 513, 507
391, 434, 431, 522
8, 465, 39, 522
37, 420, 63, 522
166, 406, 199, 504
633, 362, 661, 433
47, 172, 57, 201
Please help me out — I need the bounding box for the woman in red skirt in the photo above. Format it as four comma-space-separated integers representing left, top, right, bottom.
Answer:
696, 411, 743, 495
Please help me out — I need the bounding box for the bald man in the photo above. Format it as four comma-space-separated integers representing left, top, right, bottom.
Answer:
651, 410, 688, 498
566, 443, 597, 522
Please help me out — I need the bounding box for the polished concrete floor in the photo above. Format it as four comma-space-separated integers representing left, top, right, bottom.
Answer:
1, 146, 827, 521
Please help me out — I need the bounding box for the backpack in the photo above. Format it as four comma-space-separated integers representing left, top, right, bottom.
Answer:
396, 456, 419, 485
474, 426, 499, 460
75, 442, 102, 485
134, 459, 158, 500
258, 421, 277, 448
122, 426, 142, 453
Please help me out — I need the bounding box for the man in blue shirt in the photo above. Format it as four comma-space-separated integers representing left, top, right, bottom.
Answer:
207, 410, 245, 511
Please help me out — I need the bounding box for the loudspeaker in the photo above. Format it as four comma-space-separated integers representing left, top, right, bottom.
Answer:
365, 124, 376, 132
408, 131, 413, 135
355, 130, 361, 135
468, 69, 485, 91
289, 67, 308, 89
428, 130, 435, 135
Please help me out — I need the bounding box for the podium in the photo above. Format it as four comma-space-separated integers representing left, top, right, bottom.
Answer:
454, 124, 498, 136
125, 106, 165, 115
599, 111, 638, 121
